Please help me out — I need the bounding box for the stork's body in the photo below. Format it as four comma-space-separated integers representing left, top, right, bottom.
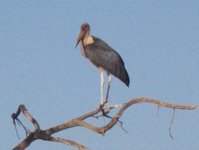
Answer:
75, 23, 130, 104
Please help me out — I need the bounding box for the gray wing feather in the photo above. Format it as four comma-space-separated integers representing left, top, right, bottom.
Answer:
84, 37, 130, 86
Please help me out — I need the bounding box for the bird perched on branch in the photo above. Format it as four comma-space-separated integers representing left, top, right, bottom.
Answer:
75, 23, 130, 105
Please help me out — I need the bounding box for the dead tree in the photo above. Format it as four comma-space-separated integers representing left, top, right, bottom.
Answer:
12, 97, 198, 150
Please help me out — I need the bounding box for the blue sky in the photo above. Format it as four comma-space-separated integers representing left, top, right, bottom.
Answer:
0, 1, 198, 150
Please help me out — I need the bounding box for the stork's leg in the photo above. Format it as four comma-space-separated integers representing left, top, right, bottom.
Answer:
105, 73, 112, 103
100, 70, 104, 105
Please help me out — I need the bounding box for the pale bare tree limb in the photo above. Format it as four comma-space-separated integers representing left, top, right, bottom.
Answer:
49, 137, 91, 150
12, 97, 198, 150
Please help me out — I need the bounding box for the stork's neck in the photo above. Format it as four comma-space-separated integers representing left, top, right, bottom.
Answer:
80, 34, 94, 58
83, 34, 94, 46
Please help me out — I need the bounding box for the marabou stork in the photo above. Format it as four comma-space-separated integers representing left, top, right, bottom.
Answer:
75, 23, 130, 105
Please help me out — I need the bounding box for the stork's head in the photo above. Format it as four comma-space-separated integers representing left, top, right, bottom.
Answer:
75, 23, 90, 48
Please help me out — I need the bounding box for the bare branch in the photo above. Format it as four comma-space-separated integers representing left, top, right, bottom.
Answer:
12, 97, 198, 150
13, 132, 36, 150
49, 137, 91, 150
12, 105, 40, 131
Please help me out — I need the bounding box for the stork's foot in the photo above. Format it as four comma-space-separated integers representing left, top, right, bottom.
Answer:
100, 99, 108, 107
103, 103, 124, 109
98, 102, 125, 110
94, 103, 129, 133
104, 99, 109, 104
95, 103, 125, 119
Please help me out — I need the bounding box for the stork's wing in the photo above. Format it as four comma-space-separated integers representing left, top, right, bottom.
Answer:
84, 37, 130, 86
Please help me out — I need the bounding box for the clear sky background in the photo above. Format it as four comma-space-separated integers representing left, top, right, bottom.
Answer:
0, 1, 198, 150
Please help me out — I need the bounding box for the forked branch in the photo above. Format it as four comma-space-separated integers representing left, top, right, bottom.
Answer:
12, 97, 198, 150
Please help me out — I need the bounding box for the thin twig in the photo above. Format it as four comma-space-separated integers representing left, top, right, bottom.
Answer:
169, 108, 175, 139
116, 121, 128, 133
16, 118, 30, 136
14, 123, 20, 139
156, 105, 160, 118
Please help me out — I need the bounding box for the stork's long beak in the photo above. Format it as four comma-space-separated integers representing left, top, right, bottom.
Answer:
75, 30, 85, 48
